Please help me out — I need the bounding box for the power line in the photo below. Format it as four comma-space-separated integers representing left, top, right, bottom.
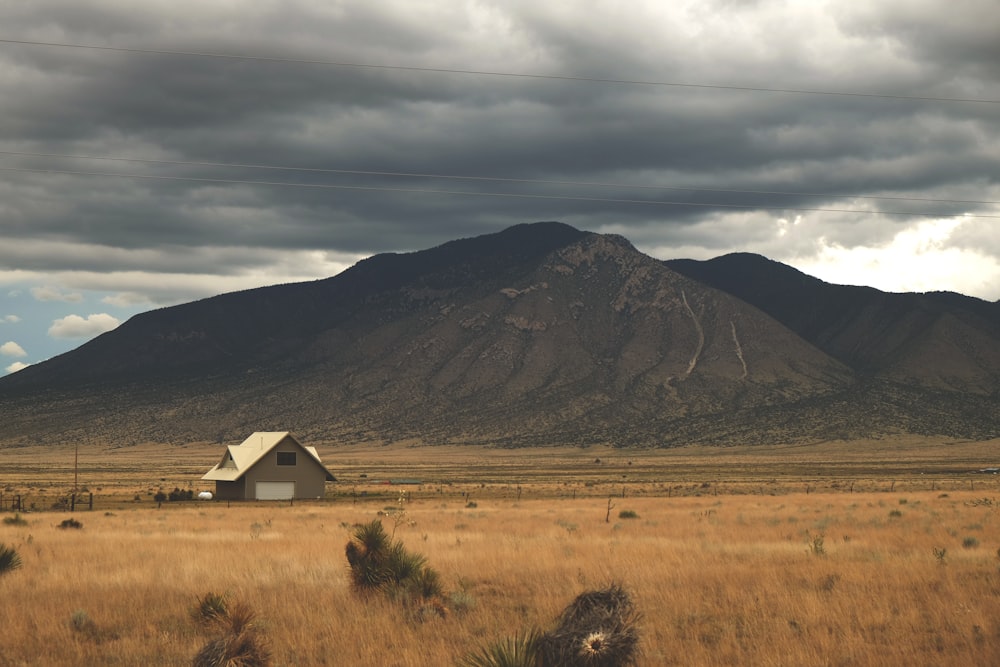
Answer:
2, 150, 995, 207
2, 165, 995, 219
1, 37, 997, 105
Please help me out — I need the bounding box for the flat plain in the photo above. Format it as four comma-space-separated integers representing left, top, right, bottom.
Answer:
1, 437, 999, 666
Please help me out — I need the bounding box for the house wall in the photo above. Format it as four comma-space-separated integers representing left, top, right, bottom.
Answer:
240, 435, 328, 499
214, 478, 245, 501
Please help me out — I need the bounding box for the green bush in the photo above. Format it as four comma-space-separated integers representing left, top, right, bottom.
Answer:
345, 520, 443, 605
618, 510, 639, 519
2, 513, 27, 526
962, 536, 980, 549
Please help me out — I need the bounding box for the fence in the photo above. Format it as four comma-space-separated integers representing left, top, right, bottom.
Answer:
0, 491, 94, 513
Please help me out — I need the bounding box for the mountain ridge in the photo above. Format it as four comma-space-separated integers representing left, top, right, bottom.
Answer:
1, 224, 997, 447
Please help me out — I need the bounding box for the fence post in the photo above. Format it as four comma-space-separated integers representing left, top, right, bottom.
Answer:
89, 493, 94, 511
71, 493, 76, 512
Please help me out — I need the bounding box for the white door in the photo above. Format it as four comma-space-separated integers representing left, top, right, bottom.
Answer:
255, 481, 295, 500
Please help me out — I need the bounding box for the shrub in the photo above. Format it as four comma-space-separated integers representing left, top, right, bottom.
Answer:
153, 491, 167, 503
57, 518, 83, 530
2, 513, 27, 526
618, 510, 639, 519
192, 600, 271, 667
536, 584, 641, 667
169, 487, 194, 501
345, 519, 443, 606
0, 543, 22, 576
460, 630, 542, 667
191, 591, 230, 628
962, 536, 980, 549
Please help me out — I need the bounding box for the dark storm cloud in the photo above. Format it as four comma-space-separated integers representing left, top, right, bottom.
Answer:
0, 0, 997, 300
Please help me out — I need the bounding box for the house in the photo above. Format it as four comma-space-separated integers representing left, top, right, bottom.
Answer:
202, 432, 336, 500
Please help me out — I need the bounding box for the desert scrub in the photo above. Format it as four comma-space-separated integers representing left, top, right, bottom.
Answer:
463, 584, 641, 667
537, 584, 641, 667
192, 600, 271, 667
618, 510, 639, 519
345, 519, 444, 606
0, 543, 21, 576
2, 513, 27, 526
191, 591, 230, 628
460, 630, 542, 667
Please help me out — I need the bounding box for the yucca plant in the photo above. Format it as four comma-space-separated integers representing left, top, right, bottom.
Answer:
192, 600, 271, 667
190, 591, 230, 628
345, 520, 393, 593
459, 629, 543, 667
536, 584, 641, 667
0, 543, 21, 576
345, 519, 444, 606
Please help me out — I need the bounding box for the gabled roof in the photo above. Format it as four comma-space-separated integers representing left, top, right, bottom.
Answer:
202, 431, 335, 482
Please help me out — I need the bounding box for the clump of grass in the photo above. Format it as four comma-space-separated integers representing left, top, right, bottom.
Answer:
192, 600, 271, 667
69, 610, 116, 643
449, 588, 477, 616
536, 584, 641, 667
962, 536, 980, 549
807, 533, 826, 557
2, 513, 27, 526
0, 543, 22, 576
345, 519, 444, 607
57, 518, 83, 530
618, 510, 639, 519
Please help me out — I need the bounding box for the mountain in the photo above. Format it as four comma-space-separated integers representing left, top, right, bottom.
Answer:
0, 224, 996, 448
665, 253, 1000, 395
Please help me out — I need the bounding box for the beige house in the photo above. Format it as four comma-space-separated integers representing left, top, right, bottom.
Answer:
202, 432, 335, 500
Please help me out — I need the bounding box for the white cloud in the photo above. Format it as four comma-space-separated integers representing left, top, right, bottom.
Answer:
4, 361, 28, 373
48, 313, 121, 339
792, 217, 1000, 298
2, 315, 20, 323
101, 292, 154, 308
0, 341, 27, 357
31, 286, 83, 303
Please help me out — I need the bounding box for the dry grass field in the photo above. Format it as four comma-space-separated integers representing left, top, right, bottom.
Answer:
1, 438, 999, 665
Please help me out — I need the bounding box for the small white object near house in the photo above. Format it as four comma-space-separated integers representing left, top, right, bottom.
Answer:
197, 491, 213, 500
201, 431, 336, 501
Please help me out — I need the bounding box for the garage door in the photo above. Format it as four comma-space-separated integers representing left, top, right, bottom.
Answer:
255, 481, 295, 500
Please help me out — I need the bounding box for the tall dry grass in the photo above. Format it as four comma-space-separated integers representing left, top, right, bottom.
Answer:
0, 491, 998, 665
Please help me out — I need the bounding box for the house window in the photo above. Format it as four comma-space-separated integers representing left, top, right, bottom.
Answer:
276, 452, 296, 466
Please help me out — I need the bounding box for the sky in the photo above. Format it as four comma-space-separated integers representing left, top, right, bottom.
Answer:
1, 0, 998, 374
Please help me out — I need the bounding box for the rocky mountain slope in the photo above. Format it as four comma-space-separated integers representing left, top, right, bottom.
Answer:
1, 224, 996, 447
666, 253, 1000, 394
